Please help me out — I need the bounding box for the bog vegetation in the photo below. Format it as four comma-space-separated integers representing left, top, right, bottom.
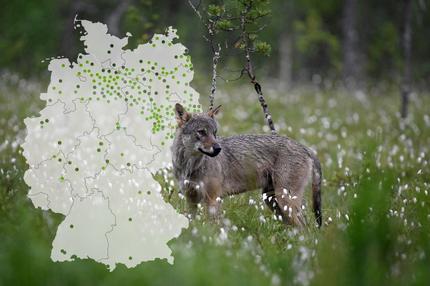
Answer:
1, 0, 430, 285
0, 73, 429, 285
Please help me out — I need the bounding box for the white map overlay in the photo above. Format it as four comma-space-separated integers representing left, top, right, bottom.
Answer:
21, 19, 201, 270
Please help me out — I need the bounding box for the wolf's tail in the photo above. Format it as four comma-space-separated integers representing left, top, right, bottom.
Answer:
310, 153, 322, 228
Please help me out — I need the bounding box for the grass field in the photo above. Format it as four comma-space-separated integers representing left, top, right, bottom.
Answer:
1, 73, 429, 286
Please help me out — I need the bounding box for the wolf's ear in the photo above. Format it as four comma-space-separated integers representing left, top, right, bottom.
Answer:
208, 105, 222, 118
175, 103, 191, 127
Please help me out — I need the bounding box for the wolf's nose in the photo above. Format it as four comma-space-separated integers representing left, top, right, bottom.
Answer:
212, 143, 222, 156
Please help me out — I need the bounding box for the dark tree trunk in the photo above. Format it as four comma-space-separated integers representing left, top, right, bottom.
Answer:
166, 0, 181, 26
58, 0, 82, 59
106, 0, 131, 36
342, 0, 360, 87
279, 31, 292, 90
401, 0, 412, 119
278, 1, 293, 90
58, 0, 97, 58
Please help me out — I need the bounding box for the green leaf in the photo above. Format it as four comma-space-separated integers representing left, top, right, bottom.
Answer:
207, 4, 223, 17
254, 41, 271, 56
216, 19, 234, 31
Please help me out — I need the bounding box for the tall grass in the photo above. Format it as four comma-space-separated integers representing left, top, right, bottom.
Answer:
1, 74, 429, 285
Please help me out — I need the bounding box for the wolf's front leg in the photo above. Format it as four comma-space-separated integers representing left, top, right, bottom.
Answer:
205, 178, 223, 222
207, 201, 221, 221
185, 188, 201, 220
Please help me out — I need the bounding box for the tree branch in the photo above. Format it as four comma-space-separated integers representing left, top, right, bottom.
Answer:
188, 0, 222, 110
240, 6, 277, 134
209, 44, 221, 110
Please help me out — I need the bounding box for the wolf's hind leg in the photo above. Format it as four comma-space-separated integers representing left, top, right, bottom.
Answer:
275, 188, 306, 227
262, 175, 284, 219
273, 167, 310, 228
273, 156, 313, 228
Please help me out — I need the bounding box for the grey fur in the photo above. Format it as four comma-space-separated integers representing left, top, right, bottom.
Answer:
172, 105, 322, 228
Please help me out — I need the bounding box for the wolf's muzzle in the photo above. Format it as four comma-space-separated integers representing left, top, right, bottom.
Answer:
198, 143, 222, 157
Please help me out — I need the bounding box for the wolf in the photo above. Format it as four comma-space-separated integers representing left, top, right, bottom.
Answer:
171, 103, 322, 228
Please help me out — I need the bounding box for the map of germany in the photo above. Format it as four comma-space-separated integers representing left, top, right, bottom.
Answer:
21, 19, 199, 270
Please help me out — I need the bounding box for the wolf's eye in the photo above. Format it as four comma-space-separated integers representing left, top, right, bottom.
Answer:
197, 129, 207, 136
214, 129, 217, 138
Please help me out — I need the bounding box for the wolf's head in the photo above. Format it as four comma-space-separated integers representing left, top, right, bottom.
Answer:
174, 103, 222, 157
